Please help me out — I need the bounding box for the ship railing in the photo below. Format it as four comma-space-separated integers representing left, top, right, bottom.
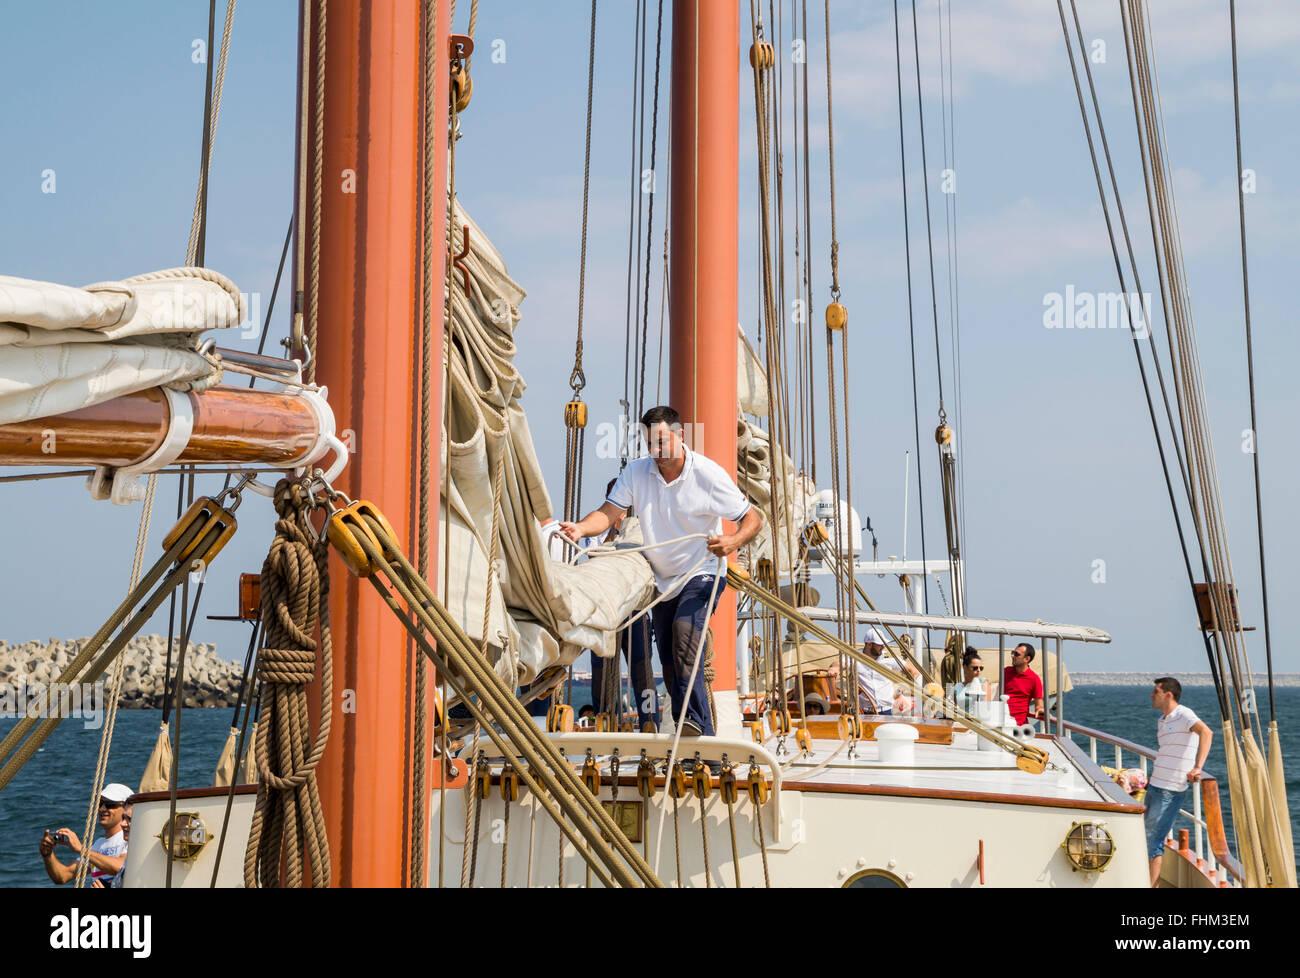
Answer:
1053, 715, 1243, 886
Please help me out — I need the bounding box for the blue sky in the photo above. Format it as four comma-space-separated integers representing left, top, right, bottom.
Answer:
2, 0, 1297, 678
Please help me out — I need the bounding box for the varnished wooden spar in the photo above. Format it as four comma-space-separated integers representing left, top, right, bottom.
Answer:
0, 385, 324, 468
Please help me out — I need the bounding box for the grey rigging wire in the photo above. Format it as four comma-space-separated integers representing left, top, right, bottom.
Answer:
908, 0, 947, 422
1057, 0, 1225, 714
1229, 0, 1275, 721
936, 0, 968, 574
637, 0, 666, 425
622, 0, 645, 450
893, 0, 931, 650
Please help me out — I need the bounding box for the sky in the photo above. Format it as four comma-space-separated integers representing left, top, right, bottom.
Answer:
1, 0, 1297, 678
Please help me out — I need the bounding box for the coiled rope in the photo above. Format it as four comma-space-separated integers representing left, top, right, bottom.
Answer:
243, 481, 332, 887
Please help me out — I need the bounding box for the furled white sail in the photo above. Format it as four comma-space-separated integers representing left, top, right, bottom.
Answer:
0, 266, 241, 425
438, 202, 655, 689
736, 325, 818, 573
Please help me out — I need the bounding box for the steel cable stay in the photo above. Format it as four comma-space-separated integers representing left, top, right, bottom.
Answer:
1058, 0, 1225, 716
1055, 0, 1293, 886
892, 0, 933, 661
1131, 0, 1290, 887
1228, 0, 1276, 725
621, 0, 645, 446
748, 0, 810, 731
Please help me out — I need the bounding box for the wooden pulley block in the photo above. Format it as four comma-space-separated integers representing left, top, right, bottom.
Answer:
325, 505, 383, 578
935, 423, 954, 447
596, 712, 614, 733
1016, 745, 1049, 775
825, 301, 848, 331
636, 753, 657, 798
546, 702, 574, 733
564, 399, 588, 428
448, 34, 475, 113
746, 764, 769, 806
803, 521, 830, 546
528, 762, 548, 795
837, 714, 861, 740
667, 761, 688, 799
165, 497, 239, 567
474, 757, 493, 800
581, 750, 601, 794
718, 760, 738, 804
641, 720, 658, 734
744, 721, 764, 744
450, 68, 473, 113
768, 707, 792, 736
755, 557, 776, 590
691, 758, 712, 799
795, 727, 813, 753
748, 41, 775, 70
500, 763, 520, 802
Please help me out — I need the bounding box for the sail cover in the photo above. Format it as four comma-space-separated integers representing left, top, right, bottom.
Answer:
737, 325, 818, 573
0, 266, 240, 426
439, 202, 655, 688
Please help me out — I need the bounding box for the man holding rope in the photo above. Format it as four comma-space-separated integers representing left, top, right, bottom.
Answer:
561, 406, 762, 737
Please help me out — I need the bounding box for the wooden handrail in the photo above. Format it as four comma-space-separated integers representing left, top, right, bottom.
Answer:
1199, 777, 1245, 883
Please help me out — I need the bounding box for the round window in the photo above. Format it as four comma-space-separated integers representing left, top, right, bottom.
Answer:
842, 868, 907, 888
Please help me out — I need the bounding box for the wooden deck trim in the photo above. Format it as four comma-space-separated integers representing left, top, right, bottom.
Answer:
1200, 777, 1245, 883
784, 769, 1146, 814
129, 784, 258, 805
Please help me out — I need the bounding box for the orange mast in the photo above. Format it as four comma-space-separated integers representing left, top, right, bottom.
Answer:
306, 0, 448, 887
669, 1, 740, 713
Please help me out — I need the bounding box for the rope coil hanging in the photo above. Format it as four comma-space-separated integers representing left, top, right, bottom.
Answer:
243, 481, 332, 888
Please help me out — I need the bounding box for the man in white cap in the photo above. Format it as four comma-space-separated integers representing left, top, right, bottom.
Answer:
831, 627, 919, 715
40, 782, 131, 886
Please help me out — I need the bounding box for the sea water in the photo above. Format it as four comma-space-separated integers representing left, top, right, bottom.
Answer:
1, 688, 1296, 887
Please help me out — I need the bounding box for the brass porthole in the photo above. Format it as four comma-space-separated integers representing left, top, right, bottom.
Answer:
842, 868, 908, 888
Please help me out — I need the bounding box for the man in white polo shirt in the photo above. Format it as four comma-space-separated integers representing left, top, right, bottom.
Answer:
1144, 677, 1212, 887
561, 405, 762, 736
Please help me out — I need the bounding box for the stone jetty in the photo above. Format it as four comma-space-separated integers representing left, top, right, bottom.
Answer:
0, 635, 247, 708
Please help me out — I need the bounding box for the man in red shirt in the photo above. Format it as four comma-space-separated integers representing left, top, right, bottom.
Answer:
1002, 642, 1044, 725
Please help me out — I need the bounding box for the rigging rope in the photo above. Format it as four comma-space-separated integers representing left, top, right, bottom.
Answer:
243, 482, 333, 887
892, 0, 932, 661
564, 0, 597, 521
908, 0, 947, 422
409, 0, 440, 890
1059, 0, 1224, 715
306, 0, 327, 381
1228, 0, 1275, 721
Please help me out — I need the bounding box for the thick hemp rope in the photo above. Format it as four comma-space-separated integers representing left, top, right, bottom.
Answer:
243, 481, 332, 887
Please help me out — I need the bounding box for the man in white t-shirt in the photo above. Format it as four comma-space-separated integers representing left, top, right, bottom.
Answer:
1144, 677, 1212, 887
40, 782, 131, 887
561, 406, 762, 736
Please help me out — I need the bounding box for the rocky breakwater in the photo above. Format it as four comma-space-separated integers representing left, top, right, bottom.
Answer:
0, 635, 248, 708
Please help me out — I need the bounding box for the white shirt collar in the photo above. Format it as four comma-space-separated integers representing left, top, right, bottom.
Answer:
652, 444, 693, 487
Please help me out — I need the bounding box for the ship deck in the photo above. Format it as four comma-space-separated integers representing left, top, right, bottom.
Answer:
770, 729, 1144, 813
